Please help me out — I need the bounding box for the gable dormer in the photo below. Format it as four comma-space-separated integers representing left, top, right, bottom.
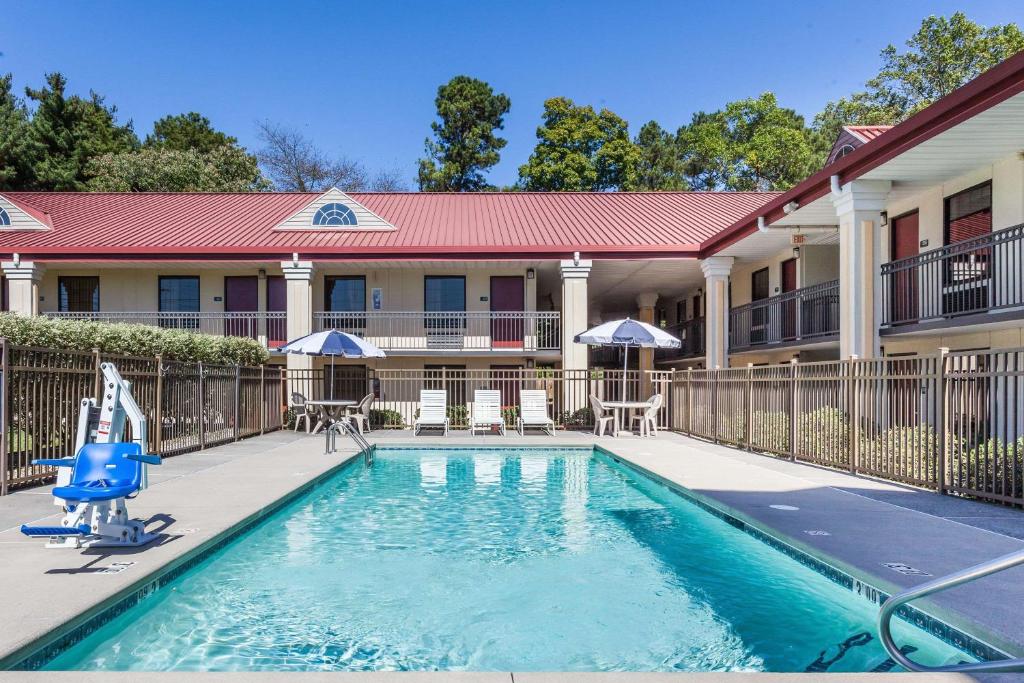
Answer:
0, 194, 51, 231
274, 188, 395, 231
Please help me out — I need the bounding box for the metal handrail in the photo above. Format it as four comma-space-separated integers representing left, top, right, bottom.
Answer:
325, 419, 373, 463
878, 548, 1024, 673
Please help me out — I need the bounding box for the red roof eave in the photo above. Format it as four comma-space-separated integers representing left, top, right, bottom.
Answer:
700, 50, 1024, 257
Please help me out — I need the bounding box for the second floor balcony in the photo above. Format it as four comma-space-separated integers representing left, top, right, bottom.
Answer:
314, 310, 561, 354
655, 317, 705, 362
729, 279, 840, 353
881, 223, 1024, 331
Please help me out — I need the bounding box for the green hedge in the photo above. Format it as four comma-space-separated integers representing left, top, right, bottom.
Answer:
0, 313, 270, 366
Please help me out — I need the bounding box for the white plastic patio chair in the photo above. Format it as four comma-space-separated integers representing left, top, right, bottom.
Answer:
589, 394, 614, 436
630, 394, 664, 437
516, 389, 554, 435
347, 392, 374, 434
414, 390, 449, 436
471, 389, 505, 436
291, 392, 312, 433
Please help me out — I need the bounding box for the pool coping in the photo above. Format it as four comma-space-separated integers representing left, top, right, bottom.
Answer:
2, 436, 1019, 673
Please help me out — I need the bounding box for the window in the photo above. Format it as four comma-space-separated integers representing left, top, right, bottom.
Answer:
424, 276, 466, 312
424, 276, 466, 339
324, 276, 366, 311
312, 203, 358, 227
58, 276, 99, 313
324, 276, 366, 332
0, 208, 9, 226
945, 182, 992, 244
159, 276, 200, 329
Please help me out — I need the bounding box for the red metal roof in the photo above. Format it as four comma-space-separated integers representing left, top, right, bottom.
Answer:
0, 191, 778, 261
843, 125, 893, 143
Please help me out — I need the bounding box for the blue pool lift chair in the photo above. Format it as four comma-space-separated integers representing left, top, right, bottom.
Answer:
21, 442, 162, 548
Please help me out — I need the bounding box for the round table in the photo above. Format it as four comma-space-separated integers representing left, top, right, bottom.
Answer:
601, 400, 653, 436
305, 399, 357, 434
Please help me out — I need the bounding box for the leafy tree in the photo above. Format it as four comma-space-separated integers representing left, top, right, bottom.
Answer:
813, 12, 1024, 153
677, 93, 817, 191
87, 145, 268, 192
518, 97, 640, 191
24, 72, 138, 190
145, 112, 238, 153
633, 120, 687, 190
418, 75, 511, 191
0, 73, 33, 190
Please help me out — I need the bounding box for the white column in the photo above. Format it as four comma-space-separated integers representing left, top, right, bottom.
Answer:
256, 269, 269, 347
831, 180, 890, 359
1, 260, 44, 316
281, 260, 315, 372
700, 256, 733, 369
560, 259, 592, 371
636, 292, 659, 398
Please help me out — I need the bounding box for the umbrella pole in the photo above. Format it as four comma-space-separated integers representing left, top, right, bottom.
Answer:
622, 343, 629, 402
330, 355, 335, 401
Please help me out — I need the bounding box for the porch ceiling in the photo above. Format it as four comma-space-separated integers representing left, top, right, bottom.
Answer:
588, 259, 704, 316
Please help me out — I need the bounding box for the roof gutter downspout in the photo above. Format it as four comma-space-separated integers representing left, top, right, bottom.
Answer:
757, 217, 768, 233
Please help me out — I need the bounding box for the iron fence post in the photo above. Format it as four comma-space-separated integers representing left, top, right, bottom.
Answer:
154, 354, 164, 456
233, 364, 241, 442
848, 355, 859, 474
259, 364, 266, 435
745, 363, 753, 451
937, 347, 949, 495
0, 338, 7, 496
197, 361, 206, 451
788, 358, 798, 461
686, 367, 693, 436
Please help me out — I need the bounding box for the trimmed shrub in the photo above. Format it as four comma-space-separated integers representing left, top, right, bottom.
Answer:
862, 424, 940, 484
0, 313, 269, 365
369, 408, 404, 429
796, 407, 850, 464
954, 437, 1024, 500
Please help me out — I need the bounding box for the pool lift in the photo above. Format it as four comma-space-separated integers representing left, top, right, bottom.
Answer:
20, 362, 162, 549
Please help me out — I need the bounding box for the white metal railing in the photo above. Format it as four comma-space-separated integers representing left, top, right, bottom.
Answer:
43, 311, 288, 346
313, 310, 561, 352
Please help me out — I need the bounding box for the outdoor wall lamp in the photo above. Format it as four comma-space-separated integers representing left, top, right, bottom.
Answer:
526, 268, 535, 280
880, 211, 888, 226
792, 247, 801, 259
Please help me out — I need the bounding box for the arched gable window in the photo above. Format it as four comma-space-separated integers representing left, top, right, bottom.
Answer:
312, 203, 358, 226
0, 208, 10, 226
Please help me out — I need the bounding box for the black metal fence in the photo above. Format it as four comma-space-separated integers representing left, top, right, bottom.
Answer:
0, 340, 285, 493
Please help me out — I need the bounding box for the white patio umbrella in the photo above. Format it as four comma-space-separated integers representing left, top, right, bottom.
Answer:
277, 330, 386, 400
574, 318, 680, 400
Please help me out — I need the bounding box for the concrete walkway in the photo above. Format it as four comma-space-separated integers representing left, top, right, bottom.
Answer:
0, 427, 1022, 680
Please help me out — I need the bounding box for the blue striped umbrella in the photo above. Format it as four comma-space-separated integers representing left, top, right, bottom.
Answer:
574, 318, 680, 399
278, 330, 386, 400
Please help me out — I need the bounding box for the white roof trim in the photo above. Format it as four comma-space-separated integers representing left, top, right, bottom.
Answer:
0, 194, 51, 231
273, 188, 396, 231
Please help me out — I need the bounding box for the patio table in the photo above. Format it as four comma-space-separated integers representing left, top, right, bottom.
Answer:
601, 400, 652, 436
305, 399, 357, 434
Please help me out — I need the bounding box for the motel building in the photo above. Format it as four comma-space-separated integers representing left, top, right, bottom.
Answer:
0, 52, 1022, 397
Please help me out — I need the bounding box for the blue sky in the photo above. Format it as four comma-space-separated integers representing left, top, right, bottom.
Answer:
2, 0, 1022, 188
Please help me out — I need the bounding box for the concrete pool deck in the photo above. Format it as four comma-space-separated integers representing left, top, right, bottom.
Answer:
0, 428, 1021, 680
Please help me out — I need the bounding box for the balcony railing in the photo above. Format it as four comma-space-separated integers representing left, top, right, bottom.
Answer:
729, 279, 840, 352
313, 311, 561, 353
656, 317, 705, 361
881, 223, 1024, 328
43, 311, 288, 346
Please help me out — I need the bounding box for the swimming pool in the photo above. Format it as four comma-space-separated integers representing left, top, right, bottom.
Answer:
41, 446, 978, 672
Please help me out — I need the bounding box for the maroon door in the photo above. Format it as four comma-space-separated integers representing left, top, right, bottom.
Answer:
781, 258, 797, 340
267, 276, 286, 346
224, 276, 258, 338
490, 276, 525, 348
891, 212, 919, 323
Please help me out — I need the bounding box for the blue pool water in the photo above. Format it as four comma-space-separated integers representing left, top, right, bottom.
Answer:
44, 447, 975, 672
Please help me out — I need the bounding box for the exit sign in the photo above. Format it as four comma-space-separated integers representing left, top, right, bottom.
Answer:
790, 234, 807, 246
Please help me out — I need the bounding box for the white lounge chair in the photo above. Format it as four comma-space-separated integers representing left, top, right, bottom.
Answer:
415, 390, 449, 436
347, 392, 374, 434
589, 394, 614, 436
471, 389, 505, 436
516, 389, 554, 435
630, 394, 664, 437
